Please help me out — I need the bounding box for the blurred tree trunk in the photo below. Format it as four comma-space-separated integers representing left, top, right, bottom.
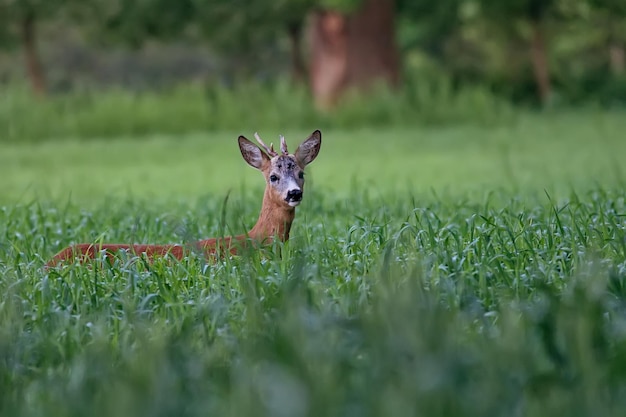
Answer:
604, 12, 625, 76
529, 19, 551, 104
287, 22, 307, 83
309, 0, 400, 109
608, 40, 625, 76
309, 10, 348, 109
20, 11, 46, 96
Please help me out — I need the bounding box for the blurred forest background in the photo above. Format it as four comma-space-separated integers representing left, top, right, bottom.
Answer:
1, 0, 625, 141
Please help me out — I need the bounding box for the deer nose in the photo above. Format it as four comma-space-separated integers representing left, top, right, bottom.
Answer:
287, 189, 302, 201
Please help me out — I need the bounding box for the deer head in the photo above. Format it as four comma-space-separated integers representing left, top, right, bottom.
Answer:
238, 130, 322, 208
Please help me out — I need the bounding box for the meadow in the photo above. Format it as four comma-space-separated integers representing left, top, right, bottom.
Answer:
2, 111, 626, 416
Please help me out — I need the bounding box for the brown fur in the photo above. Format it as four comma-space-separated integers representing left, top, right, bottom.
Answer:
46, 130, 322, 268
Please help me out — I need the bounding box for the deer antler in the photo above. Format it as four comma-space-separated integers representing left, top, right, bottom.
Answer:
280, 135, 288, 155
254, 132, 278, 157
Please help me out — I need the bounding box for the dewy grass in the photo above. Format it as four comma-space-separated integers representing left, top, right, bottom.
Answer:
2, 186, 626, 416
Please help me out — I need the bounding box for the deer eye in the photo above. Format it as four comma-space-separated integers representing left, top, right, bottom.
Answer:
270, 174, 279, 183
298, 172, 304, 179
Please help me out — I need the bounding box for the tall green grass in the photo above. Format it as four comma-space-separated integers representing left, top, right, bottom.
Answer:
2, 116, 626, 415
0, 75, 515, 142
2, 188, 626, 416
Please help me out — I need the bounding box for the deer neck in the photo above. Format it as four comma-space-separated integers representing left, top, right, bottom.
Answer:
247, 188, 296, 242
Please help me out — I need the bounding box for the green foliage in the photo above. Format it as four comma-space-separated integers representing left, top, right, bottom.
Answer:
94, 0, 195, 47
0, 0, 64, 46
318, 0, 362, 13
588, 0, 626, 15
396, 0, 626, 105
397, 0, 465, 55
89, 0, 317, 55
193, 0, 316, 51
2, 0, 626, 107
478, 0, 557, 21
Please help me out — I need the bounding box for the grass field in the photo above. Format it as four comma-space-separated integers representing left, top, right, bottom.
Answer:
2, 112, 626, 416
2, 111, 625, 204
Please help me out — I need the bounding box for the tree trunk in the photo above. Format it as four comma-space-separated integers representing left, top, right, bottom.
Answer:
287, 22, 307, 84
20, 12, 47, 96
529, 19, 551, 105
309, 10, 349, 109
309, 0, 400, 110
609, 42, 625, 76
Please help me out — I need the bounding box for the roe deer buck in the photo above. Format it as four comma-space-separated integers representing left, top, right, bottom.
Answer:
46, 130, 322, 267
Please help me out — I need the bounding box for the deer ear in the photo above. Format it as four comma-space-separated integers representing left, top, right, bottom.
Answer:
295, 130, 322, 167
239, 136, 269, 170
